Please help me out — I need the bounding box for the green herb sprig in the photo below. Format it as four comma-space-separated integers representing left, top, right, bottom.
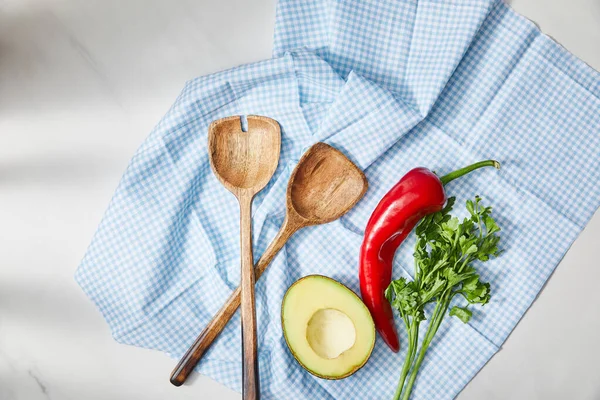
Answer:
385, 196, 501, 400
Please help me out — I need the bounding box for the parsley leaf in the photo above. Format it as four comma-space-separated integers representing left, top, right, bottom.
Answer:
449, 306, 473, 323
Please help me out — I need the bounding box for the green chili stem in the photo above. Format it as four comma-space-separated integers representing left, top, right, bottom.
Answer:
439, 160, 500, 186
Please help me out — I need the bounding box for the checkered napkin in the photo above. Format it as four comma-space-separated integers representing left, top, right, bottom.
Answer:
76, 1, 600, 398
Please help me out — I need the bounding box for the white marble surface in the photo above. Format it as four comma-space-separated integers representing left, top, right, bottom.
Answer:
1, 0, 599, 399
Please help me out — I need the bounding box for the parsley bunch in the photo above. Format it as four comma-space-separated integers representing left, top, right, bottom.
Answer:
385, 197, 501, 400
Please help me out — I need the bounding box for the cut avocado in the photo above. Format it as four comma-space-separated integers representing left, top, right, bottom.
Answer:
281, 275, 375, 379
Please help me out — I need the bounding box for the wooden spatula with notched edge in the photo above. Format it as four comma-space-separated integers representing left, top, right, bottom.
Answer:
208, 115, 281, 400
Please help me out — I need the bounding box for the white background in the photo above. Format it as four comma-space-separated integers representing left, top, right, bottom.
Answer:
1, 0, 599, 399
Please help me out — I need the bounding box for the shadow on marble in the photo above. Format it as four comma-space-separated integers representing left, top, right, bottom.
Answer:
0, 153, 121, 186
0, 278, 109, 335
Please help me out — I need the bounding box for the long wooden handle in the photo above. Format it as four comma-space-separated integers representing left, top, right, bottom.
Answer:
239, 196, 259, 400
170, 215, 297, 387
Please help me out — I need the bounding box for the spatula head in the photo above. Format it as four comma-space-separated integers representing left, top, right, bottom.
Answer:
288, 142, 368, 224
208, 115, 281, 196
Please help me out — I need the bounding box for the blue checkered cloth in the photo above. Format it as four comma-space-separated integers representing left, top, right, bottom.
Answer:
76, 1, 600, 399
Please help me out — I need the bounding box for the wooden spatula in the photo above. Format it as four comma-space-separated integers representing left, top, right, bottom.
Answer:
207, 115, 281, 400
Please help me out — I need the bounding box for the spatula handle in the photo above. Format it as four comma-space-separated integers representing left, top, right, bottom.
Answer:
170, 216, 297, 387
239, 196, 259, 400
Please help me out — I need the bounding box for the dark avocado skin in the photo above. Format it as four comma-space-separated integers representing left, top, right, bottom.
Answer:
281, 274, 376, 380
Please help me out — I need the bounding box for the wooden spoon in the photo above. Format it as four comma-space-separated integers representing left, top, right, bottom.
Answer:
207, 115, 281, 400
171, 142, 368, 387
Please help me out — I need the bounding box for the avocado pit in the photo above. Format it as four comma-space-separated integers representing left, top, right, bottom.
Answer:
306, 308, 357, 359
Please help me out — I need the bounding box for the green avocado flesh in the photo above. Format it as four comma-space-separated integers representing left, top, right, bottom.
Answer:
281, 275, 376, 379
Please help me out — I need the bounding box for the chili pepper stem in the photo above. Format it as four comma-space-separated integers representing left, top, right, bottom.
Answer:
439, 160, 500, 186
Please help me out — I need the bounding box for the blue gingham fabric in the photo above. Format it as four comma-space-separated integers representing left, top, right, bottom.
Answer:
76, 1, 600, 399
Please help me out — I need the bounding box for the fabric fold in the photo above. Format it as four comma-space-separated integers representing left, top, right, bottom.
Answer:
316, 72, 422, 170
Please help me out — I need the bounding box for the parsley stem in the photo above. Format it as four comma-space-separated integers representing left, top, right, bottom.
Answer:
439, 160, 500, 186
458, 256, 471, 273
393, 320, 420, 400
400, 296, 451, 400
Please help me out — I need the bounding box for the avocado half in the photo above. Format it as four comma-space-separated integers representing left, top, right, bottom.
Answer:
281, 275, 376, 379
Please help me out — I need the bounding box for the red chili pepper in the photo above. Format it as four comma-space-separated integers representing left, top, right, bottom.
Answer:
359, 160, 500, 352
